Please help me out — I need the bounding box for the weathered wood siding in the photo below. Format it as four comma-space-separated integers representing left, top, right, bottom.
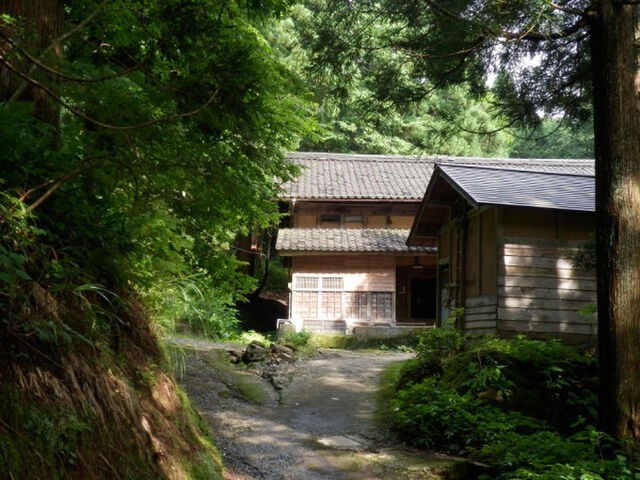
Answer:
291, 201, 421, 230
497, 238, 597, 340
463, 294, 498, 336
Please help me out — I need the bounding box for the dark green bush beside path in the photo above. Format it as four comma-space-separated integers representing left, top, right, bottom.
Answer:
390, 330, 639, 480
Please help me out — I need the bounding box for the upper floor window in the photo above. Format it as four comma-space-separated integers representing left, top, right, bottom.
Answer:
320, 214, 341, 228
344, 215, 364, 229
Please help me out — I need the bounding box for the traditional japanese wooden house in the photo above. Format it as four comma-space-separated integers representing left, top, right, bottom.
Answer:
407, 163, 596, 342
276, 153, 594, 336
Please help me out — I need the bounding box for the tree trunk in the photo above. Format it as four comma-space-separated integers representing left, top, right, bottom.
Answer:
0, 0, 64, 128
590, 2, 640, 443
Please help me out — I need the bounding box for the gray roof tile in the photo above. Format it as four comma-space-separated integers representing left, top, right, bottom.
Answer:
438, 164, 595, 212
282, 152, 595, 200
276, 228, 435, 255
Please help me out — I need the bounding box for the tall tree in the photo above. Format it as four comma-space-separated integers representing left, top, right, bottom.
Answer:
272, 4, 513, 156
0, 2, 313, 475
303, 0, 639, 444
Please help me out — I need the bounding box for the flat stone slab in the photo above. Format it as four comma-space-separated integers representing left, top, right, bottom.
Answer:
316, 435, 366, 451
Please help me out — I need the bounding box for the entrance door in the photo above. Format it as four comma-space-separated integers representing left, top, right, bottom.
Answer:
410, 278, 436, 320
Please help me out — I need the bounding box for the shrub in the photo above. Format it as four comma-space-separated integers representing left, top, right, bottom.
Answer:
280, 329, 312, 348
415, 325, 467, 368
231, 330, 272, 345
390, 378, 542, 449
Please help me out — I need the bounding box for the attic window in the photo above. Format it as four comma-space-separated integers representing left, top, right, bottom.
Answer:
320, 214, 341, 228
344, 215, 364, 228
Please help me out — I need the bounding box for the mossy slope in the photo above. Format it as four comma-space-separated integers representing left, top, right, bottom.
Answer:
0, 302, 222, 480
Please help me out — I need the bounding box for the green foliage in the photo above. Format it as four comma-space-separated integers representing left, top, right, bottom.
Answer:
570, 237, 597, 271
1, 2, 312, 477
257, 257, 290, 293
292, 0, 598, 163
280, 329, 312, 348
509, 119, 594, 159
1, 0, 316, 346
391, 378, 542, 449
396, 325, 466, 388
479, 430, 640, 480
416, 324, 467, 367
0, 393, 92, 477
464, 357, 515, 400
148, 276, 242, 339
273, 5, 514, 157
308, 331, 422, 350
231, 329, 273, 345
389, 334, 612, 479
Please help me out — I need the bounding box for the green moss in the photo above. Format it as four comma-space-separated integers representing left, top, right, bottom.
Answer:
183, 450, 224, 480
308, 332, 420, 351
0, 387, 156, 480
375, 361, 406, 430
200, 349, 275, 405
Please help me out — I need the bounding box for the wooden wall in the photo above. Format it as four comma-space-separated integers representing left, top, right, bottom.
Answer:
502, 208, 594, 241
435, 205, 596, 341
292, 201, 419, 229
464, 295, 498, 335
496, 238, 597, 340
437, 207, 498, 330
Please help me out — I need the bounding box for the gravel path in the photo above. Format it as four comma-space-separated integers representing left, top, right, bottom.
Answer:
171, 337, 416, 479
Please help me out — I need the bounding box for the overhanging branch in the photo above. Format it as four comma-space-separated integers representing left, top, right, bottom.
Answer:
0, 56, 220, 131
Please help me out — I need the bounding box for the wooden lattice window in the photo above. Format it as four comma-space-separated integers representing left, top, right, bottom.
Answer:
321, 292, 342, 319
370, 292, 393, 319
321, 277, 343, 290
344, 292, 368, 319
294, 276, 319, 290
293, 291, 318, 319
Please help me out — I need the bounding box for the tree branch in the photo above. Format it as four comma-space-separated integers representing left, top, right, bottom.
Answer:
501, 17, 587, 42
18, 155, 109, 213
549, 2, 585, 15
0, 31, 147, 83
0, 56, 221, 131
455, 116, 520, 136
6, 0, 111, 103
398, 36, 486, 60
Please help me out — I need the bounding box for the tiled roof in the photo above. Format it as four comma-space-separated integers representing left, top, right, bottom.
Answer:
437, 164, 595, 212
276, 228, 435, 255
282, 152, 595, 201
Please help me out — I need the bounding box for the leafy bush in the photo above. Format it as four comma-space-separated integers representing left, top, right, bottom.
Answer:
231, 330, 273, 345
391, 378, 542, 449
257, 257, 290, 293
436, 335, 597, 426
478, 426, 639, 480
308, 332, 421, 350
389, 334, 615, 479
415, 325, 467, 367
477, 430, 597, 469
396, 326, 466, 388
280, 329, 312, 348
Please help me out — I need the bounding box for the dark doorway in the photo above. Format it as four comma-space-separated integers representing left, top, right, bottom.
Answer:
410, 278, 436, 319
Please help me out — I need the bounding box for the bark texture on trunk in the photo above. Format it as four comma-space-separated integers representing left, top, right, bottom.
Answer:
590, 1, 640, 443
0, 0, 63, 128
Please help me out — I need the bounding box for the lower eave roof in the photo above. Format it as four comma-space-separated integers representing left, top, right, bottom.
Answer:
276, 228, 435, 256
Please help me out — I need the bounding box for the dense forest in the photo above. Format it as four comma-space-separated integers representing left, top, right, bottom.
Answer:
1, 0, 638, 479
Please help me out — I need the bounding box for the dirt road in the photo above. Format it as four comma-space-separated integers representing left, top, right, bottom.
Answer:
173, 337, 465, 480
